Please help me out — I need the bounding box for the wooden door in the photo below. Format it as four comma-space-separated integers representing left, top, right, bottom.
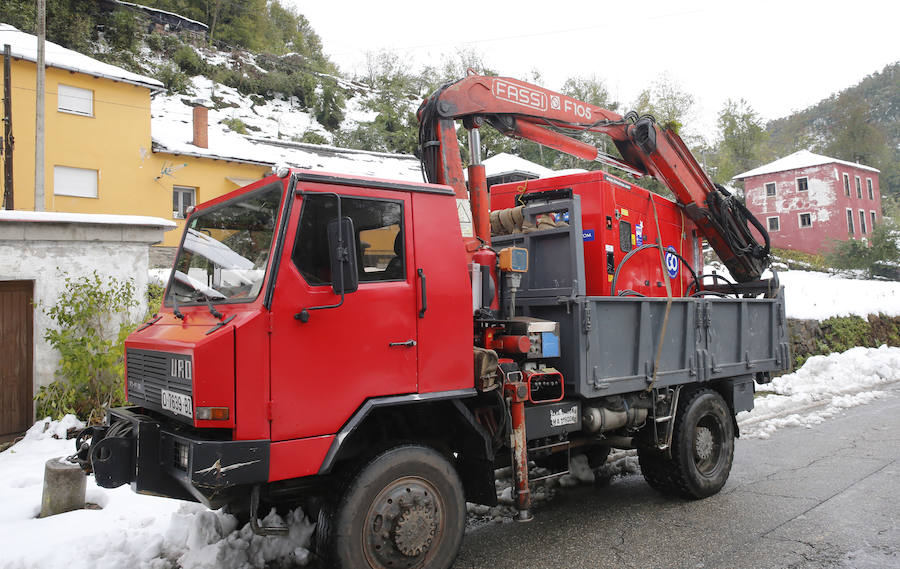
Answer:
0, 281, 33, 438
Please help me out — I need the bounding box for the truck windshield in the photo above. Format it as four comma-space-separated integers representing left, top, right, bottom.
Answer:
165, 183, 284, 305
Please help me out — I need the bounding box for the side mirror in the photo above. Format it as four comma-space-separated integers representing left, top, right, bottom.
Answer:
327, 217, 359, 295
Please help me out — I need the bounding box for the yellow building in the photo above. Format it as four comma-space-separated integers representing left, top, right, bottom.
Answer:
1, 24, 421, 255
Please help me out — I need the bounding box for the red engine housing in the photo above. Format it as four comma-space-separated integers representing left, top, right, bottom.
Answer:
490, 171, 701, 298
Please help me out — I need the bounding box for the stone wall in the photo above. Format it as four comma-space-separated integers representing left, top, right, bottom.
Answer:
0, 211, 175, 393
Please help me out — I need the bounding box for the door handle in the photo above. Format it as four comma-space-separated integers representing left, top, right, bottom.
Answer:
417, 268, 427, 318
389, 340, 417, 347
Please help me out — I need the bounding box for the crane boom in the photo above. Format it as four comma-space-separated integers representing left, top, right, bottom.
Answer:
417, 74, 770, 283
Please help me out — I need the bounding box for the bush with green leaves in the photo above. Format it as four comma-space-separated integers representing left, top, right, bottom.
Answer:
157, 64, 191, 95
34, 272, 141, 424
826, 217, 900, 279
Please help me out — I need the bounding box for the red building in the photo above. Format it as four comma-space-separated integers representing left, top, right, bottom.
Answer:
735, 150, 881, 254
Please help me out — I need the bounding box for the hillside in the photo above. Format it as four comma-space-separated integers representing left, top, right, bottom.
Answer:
765, 62, 900, 202
2, 1, 897, 203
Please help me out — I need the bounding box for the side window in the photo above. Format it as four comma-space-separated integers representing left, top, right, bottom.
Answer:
292, 195, 405, 286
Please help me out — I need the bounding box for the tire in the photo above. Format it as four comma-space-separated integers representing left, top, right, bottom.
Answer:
323, 445, 466, 569
638, 388, 734, 499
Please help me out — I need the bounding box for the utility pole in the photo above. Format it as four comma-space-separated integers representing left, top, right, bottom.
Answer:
3, 44, 13, 210
34, 0, 46, 211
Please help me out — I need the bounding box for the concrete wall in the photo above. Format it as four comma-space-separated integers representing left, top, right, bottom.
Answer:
0, 212, 174, 393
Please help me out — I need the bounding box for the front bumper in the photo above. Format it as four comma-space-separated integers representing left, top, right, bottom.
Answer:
77, 407, 269, 509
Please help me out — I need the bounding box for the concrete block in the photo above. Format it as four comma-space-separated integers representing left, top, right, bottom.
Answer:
40, 457, 86, 517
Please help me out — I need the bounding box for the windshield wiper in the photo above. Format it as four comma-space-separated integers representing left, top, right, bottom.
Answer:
172, 294, 184, 319
191, 290, 224, 320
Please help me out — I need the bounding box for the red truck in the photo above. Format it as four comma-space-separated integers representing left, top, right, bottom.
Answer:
77, 74, 789, 568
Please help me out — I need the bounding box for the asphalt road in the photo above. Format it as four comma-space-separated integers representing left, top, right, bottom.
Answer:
452, 383, 900, 569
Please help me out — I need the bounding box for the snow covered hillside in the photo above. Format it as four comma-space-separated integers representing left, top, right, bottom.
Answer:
3, 346, 899, 569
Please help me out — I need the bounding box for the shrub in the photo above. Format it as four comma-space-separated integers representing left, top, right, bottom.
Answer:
826, 217, 900, 279
147, 282, 164, 316
222, 117, 249, 134
104, 9, 139, 52
34, 272, 140, 424
173, 45, 207, 76
157, 64, 191, 95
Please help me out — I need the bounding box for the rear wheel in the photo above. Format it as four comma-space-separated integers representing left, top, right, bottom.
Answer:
323, 445, 466, 569
638, 388, 734, 499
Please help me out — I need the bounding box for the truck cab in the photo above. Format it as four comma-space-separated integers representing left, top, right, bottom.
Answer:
88, 170, 475, 509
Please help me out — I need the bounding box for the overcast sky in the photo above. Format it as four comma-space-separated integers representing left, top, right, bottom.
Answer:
292, 0, 898, 141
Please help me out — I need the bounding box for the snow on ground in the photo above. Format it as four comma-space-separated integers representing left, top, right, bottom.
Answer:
738, 345, 900, 439
775, 270, 900, 319
0, 418, 314, 569
3, 346, 899, 566
704, 262, 900, 319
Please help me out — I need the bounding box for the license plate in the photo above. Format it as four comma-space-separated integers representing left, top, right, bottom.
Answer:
161, 389, 193, 419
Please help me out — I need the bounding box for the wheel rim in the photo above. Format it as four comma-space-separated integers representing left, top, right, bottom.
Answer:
693, 414, 725, 476
362, 475, 445, 569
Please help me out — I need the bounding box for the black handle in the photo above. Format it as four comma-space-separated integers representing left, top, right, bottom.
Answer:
418, 268, 427, 318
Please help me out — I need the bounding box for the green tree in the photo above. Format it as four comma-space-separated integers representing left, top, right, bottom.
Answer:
631, 73, 695, 133
713, 98, 770, 183
338, 51, 426, 154
825, 92, 889, 166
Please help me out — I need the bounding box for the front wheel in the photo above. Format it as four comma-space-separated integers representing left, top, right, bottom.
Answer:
324, 445, 466, 569
639, 388, 735, 499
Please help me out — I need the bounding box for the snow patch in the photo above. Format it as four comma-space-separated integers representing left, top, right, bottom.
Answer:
0, 416, 315, 569
738, 345, 900, 438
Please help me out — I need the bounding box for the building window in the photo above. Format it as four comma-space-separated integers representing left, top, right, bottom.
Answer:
53, 165, 98, 198
846, 209, 854, 235
764, 182, 776, 197
767, 216, 779, 231
859, 210, 866, 234
870, 211, 876, 229
796, 177, 808, 192
843, 173, 850, 196
798, 213, 812, 228
57, 84, 93, 116
173, 186, 196, 219
855, 176, 862, 198
867, 178, 874, 199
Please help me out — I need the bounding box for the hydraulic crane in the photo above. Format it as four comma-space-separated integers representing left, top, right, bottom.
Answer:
417, 73, 770, 283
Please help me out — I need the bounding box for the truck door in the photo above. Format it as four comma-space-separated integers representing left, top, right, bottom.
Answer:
268, 188, 418, 441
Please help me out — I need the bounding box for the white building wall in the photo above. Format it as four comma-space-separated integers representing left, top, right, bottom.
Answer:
0, 214, 174, 393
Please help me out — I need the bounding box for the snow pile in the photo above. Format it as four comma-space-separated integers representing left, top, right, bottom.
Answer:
704, 263, 900, 320
776, 270, 900, 319
738, 345, 900, 438
0, 416, 315, 569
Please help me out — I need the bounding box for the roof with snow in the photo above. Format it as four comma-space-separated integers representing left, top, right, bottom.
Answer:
108, 1, 208, 31
0, 24, 163, 91
733, 150, 880, 180
151, 88, 424, 180
479, 152, 587, 179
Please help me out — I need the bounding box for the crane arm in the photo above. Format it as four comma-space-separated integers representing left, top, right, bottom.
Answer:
417, 74, 770, 283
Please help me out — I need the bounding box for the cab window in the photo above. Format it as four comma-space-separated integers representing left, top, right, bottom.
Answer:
292, 195, 405, 285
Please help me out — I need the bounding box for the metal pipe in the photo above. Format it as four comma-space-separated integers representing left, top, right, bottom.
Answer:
468, 127, 482, 165
505, 382, 532, 522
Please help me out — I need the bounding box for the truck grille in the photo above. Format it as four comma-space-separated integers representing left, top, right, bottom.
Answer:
126, 348, 193, 416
